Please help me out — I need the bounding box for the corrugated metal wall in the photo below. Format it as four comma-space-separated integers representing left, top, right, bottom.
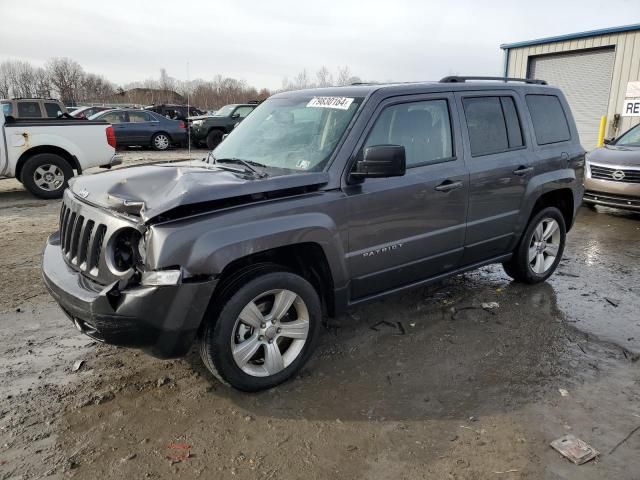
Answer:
505, 29, 640, 144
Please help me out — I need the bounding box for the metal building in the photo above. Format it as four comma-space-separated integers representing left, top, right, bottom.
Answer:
501, 24, 640, 150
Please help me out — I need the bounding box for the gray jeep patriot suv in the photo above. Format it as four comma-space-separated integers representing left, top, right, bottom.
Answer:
42, 76, 585, 391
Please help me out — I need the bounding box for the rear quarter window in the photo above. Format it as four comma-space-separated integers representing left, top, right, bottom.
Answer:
44, 103, 62, 118
2, 102, 12, 116
526, 94, 571, 145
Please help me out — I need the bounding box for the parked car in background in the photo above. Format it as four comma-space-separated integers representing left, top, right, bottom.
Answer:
1, 98, 68, 119
42, 77, 585, 390
70, 106, 112, 119
584, 123, 640, 211
0, 112, 120, 198
146, 104, 203, 121
89, 109, 187, 150
190, 103, 258, 149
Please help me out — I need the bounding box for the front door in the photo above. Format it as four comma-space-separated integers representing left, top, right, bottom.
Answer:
454, 91, 534, 262
345, 93, 469, 300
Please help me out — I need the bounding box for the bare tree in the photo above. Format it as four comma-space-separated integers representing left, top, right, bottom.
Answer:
316, 66, 333, 87
336, 66, 351, 86
47, 57, 85, 103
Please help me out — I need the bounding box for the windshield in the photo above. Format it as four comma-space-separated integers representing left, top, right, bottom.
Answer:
615, 124, 640, 147
211, 96, 362, 173
214, 105, 236, 117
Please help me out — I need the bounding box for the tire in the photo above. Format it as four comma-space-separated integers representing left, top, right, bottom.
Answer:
21, 153, 73, 199
199, 269, 322, 391
205, 129, 223, 150
502, 206, 566, 284
151, 132, 171, 151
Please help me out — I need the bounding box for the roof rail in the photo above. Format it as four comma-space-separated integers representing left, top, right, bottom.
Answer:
439, 76, 547, 85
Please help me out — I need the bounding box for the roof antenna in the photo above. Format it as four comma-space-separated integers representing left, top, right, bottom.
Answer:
186, 61, 192, 161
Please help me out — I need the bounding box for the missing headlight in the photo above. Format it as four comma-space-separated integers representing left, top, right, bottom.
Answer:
110, 228, 142, 273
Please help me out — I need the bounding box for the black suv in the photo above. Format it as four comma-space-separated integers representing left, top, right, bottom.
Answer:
42, 77, 585, 391
190, 103, 258, 149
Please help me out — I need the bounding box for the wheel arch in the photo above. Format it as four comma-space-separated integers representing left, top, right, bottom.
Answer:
16, 146, 80, 180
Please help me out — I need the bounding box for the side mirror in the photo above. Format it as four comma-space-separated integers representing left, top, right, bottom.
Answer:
352, 145, 406, 179
222, 133, 229, 141
603, 137, 614, 145
57, 110, 63, 118
231, 113, 240, 119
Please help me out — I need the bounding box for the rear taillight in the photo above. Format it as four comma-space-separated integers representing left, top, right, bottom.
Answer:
178, 121, 186, 129
106, 125, 117, 148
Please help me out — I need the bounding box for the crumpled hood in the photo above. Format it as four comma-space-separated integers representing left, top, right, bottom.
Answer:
69, 160, 329, 223
588, 145, 640, 167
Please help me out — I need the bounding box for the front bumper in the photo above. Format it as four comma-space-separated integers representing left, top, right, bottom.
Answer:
41, 232, 217, 358
584, 176, 640, 211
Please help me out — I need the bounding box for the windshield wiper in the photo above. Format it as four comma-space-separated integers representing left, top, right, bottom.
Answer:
216, 157, 269, 178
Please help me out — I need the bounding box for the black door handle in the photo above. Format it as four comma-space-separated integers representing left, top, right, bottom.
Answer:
435, 180, 463, 192
513, 166, 533, 176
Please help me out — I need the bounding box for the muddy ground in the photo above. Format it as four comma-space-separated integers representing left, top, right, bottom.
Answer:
1, 149, 639, 479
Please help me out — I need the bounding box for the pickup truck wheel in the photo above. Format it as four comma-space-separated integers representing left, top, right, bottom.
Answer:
200, 271, 321, 391
21, 153, 73, 199
151, 132, 171, 151
206, 130, 223, 150
502, 206, 566, 284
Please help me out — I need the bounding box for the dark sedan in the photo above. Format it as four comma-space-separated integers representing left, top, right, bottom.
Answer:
89, 109, 187, 150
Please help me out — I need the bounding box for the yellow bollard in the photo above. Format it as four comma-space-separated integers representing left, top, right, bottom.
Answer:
597, 115, 607, 147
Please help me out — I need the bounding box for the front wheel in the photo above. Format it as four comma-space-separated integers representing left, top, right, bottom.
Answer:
502, 207, 566, 284
199, 270, 321, 391
21, 153, 73, 199
205, 129, 223, 150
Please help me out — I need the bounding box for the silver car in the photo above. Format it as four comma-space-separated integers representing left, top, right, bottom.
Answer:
584, 123, 640, 211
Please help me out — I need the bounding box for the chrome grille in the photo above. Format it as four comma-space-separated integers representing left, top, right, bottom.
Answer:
590, 164, 640, 183
58, 190, 142, 285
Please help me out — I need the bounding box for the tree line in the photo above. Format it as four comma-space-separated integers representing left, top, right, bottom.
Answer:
0, 57, 362, 110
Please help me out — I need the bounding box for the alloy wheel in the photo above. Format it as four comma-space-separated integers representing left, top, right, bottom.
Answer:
230, 289, 310, 377
33, 164, 65, 192
154, 134, 170, 150
528, 217, 561, 274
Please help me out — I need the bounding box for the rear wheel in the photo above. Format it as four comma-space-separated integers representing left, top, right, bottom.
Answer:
21, 153, 73, 199
502, 207, 566, 283
200, 269, 321, 391
206, 129, 223, 150
151, 132, 171, 151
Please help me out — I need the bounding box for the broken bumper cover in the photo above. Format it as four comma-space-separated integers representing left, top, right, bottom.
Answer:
41, 232, 217, 358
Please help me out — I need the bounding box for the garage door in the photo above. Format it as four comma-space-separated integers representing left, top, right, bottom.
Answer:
529, 48, 615, 150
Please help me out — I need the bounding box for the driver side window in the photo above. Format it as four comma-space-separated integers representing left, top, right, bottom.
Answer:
364, 99, 454, 167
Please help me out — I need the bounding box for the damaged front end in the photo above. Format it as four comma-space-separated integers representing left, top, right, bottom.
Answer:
41, 189, 217, 358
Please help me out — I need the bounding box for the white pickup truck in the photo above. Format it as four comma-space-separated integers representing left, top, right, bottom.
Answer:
0, 114, 121, 198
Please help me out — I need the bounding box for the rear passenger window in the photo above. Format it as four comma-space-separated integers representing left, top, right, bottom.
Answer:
526, 94, 570, 145
364, 99, 454, 167
44, 103, 61, 118
17, 101, 42, 118
463, 96, 524, 156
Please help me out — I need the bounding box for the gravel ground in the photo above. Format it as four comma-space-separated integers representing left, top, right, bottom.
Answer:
1, 149, 639, 479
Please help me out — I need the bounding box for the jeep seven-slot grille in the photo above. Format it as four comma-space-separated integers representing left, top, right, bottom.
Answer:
590, 164, 640, 183
59, 203, 106, 275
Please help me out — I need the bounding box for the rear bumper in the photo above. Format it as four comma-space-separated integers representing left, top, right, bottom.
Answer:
41, 232, 217, 358
100, 154, 123, 169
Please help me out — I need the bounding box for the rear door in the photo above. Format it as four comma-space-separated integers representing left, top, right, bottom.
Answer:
455, 91, 534, 263
101, 111, 130, 144
127, 111, 157, 143
345, 93, 469, 300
